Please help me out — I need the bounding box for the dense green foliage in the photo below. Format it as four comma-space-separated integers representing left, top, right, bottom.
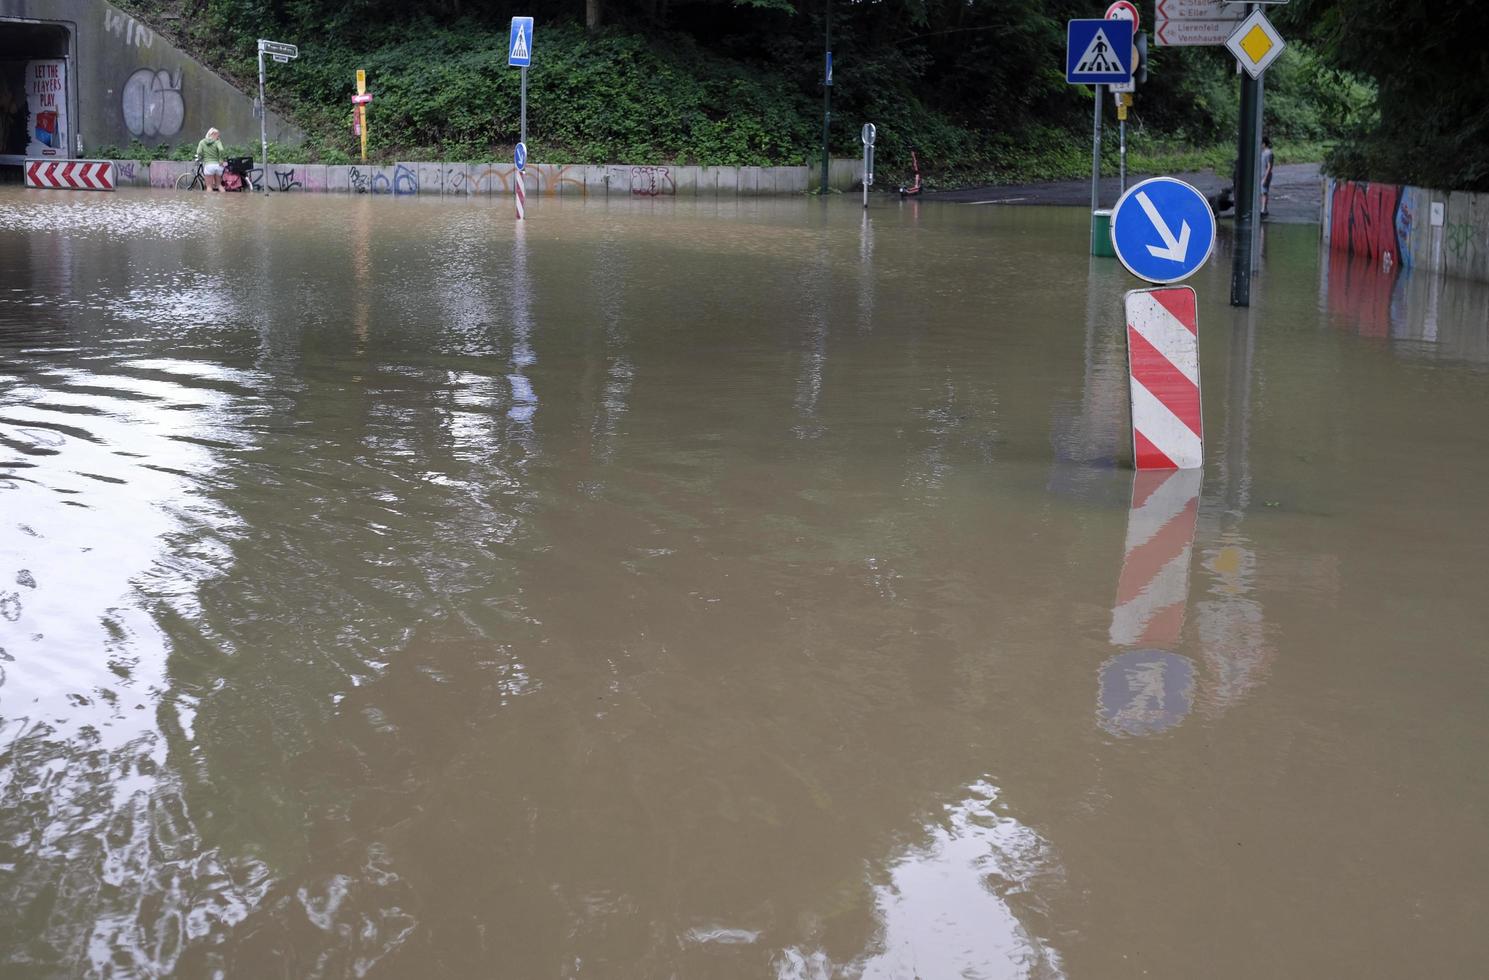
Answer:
116, 0, 1368, 186
1281, 1, 1489, 190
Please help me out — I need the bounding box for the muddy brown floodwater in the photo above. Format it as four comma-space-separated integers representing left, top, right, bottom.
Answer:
1, 187, 1487, 979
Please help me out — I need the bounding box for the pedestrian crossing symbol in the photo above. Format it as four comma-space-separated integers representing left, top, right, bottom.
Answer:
1077, 29, 1120, 73
1066, 18, 1133, 85
509, 16, 534, 67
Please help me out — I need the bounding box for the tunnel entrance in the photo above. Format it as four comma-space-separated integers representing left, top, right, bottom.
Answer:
0, 19, 74, 178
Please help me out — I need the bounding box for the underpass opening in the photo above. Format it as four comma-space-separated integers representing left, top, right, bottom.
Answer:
0, 19, 74, 180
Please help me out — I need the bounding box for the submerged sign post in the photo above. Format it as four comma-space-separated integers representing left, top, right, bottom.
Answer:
257, 39, 299, 195
1067, 17, 1133, 254
1110, 177, 1215, 470
861, 123, 875, 209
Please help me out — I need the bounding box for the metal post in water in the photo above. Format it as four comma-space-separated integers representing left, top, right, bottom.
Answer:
861, 122, 875, 209
820, 0, 832, 195
1119, 116, 1127, 193
258, 46, 268, 196
1230, 42, 1261, 306
1090, 83, 1103, 252
1251, 72, 1265, 275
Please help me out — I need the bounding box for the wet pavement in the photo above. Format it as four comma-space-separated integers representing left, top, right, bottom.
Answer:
1, 187, 1487, 978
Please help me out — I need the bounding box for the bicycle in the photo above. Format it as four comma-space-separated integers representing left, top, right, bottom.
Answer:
176, 162, 206, 191
176, 157, 257, 192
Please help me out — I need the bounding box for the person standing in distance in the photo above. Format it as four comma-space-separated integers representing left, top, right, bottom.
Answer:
195, 127, 227, 192
1260, 137, 1274, 218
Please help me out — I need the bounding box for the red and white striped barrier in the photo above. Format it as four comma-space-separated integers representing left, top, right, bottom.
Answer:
1125, 286, 1202, 469
25, 160, 116, 191
515, 173, 526, 220
1110, 468, 1201, 648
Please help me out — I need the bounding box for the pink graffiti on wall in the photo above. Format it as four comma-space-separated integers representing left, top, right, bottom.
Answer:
1329, 181, 1403, 269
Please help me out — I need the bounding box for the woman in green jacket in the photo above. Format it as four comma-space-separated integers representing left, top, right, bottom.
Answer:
195, 127, 226, 192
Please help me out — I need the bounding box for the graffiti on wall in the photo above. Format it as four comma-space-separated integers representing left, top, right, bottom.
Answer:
1445, 223, 1477, 261
122, 68, 184, 139
630, 166, 674, 196
104, 9, 156, 49
1328, 181, 1412, 271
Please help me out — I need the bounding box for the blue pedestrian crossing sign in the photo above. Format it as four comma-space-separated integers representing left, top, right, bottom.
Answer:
1109, 177, 1217, 284
509, 17, 533, 67
514, 141, 527, 172
1066, 19, 1133, 85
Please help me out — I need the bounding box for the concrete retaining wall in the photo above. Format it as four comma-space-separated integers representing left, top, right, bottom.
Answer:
1322, 177, 1489, 283
0, 0, 299, 159
134, 158, 865, 197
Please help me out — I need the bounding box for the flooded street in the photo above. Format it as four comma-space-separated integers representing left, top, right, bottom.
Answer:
2, 187, 1487, 979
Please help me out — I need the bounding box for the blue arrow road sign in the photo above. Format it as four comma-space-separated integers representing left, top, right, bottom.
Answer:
514, 141, 527, 172
1110, 177, 1217, 284
1066, 19, 1133, 85
509, 17, 533, 67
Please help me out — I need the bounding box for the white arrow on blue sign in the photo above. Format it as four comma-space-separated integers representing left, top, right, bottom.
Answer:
1067, 19, 1133, 84
514, 141, 527, 172
1109, 177, 1217, 284
509, 17, 533, 67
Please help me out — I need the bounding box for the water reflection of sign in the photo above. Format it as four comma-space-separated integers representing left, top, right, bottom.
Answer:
1110, 469, 1201, 647
25, 59, 66, 157
1098, 650, 1194, 736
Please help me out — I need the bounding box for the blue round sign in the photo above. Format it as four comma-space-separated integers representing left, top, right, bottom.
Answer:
514, 141, 527, 172
1109, 176, 1217, 284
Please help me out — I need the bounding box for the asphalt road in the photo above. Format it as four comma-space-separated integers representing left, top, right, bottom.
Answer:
924, 162, 1323, 224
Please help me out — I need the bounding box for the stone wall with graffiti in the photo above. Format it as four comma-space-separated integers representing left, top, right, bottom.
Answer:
1323, 178, 1489, 284
0, 0, 300, 156
128, 159, 848, 197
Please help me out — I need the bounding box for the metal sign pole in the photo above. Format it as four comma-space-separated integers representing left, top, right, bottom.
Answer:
820, 0, 832, 194
1090, 83, 1104, 248
1251, 72, 1265, 274
520, 66, 527, 146
258, 45, 268, 195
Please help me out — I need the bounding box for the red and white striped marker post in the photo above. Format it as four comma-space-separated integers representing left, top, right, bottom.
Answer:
1125, 285, 1202, 469
24, 160, 115, 191
1110, 468, 1201, 648
515, 173, 526, 220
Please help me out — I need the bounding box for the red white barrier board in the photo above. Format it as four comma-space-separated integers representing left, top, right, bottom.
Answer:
25, 160, 116, 191
1125, 286, 1202, 469
1110, 468, 1201, 648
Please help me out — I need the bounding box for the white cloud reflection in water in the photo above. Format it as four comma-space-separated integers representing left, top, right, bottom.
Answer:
777, 780, 1065, 980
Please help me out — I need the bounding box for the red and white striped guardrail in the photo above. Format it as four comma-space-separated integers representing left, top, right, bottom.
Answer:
1125, 285, 1202, 469
25, 160, 116, 191
1110, 468, 1201, 649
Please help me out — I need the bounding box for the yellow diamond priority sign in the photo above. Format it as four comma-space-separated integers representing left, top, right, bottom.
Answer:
1226, 9, 1285, 79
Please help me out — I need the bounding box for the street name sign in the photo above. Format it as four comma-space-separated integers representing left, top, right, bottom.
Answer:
509, 17, 533, 67
1110, 177, 1216, 284
1154, 0, 1242, 46
258, 40, 298, 58
1225, 9, 1286, 78
1066, 19, 1134, 84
